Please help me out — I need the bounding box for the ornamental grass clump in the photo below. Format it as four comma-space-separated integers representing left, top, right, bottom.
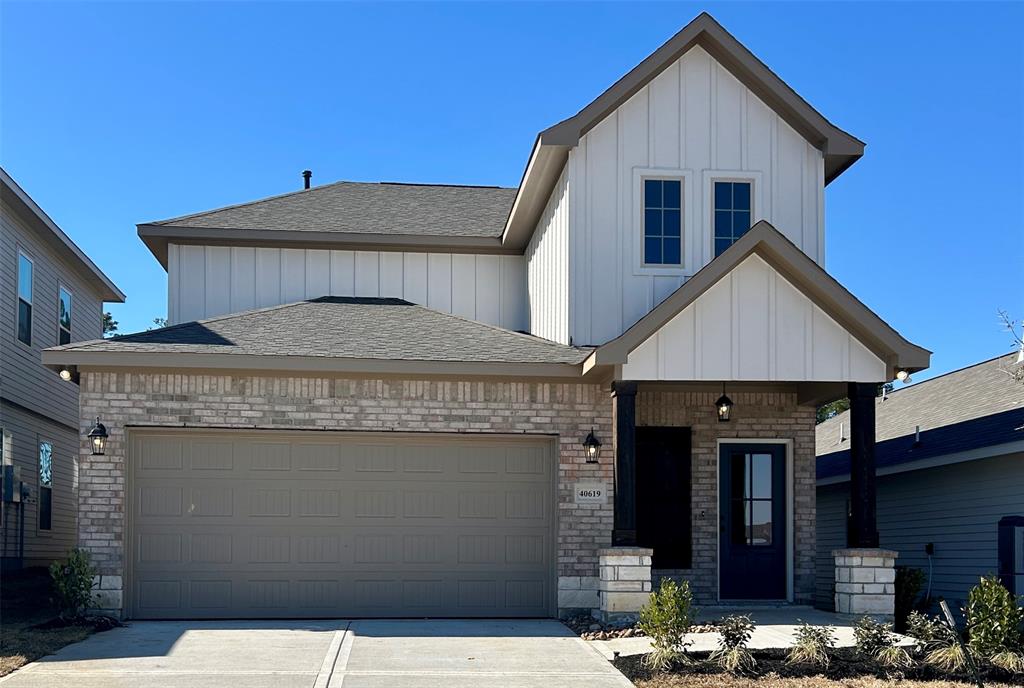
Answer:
965, 575, 1024, 674
710, 614, 756, 674
854, 615, 914, 669
785, 621, 836, 669
637, 579, 695, 671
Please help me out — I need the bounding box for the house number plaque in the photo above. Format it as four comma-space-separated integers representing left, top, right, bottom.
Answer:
574, 482, 608, 504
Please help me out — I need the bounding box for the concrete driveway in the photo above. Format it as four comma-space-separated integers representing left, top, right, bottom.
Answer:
0, 619, 631, 688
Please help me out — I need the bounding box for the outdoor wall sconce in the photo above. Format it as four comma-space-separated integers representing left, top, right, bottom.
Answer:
59, 368, 73, 381
87, 417, 108, 455
715, 384, 733, 423
582, 428, 602, 463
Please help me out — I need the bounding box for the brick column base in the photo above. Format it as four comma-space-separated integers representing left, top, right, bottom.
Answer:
599, 546, 653, 622
833, 548, 897, 618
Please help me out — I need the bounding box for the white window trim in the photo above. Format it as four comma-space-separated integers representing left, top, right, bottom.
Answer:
632, 167, 695, 276
702, 170, 764, 265
16, 249, 34, 347
58, 283, 73, 344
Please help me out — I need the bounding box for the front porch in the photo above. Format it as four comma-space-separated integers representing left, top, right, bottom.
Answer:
587, 605, 916, 660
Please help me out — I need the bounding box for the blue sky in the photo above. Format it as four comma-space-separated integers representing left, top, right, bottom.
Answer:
2, 1, 1021, 382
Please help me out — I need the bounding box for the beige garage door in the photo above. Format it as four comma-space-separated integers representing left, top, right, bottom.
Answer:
127, 430, 555, 619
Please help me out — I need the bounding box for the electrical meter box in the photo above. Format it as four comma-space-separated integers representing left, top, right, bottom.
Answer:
2, 465, 21, 503
998, 515, 1024, 595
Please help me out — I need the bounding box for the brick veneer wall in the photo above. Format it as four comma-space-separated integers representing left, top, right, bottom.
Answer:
77, 371, 613, 615
636, 389, 817, 605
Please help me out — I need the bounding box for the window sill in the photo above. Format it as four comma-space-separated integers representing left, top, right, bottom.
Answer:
633, 264, 691, 278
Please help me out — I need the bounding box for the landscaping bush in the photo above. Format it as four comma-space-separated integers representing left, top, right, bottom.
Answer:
637, 579, 695, 671
710, 614, 756, 674
965, 575, 1024, 673
785, 621, 835, 668
906, 610, 952, 651
894, 566, 925, 632
49, 548, 96, 621
853, 615, 913, 669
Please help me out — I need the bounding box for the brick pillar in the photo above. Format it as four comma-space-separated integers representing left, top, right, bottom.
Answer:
598, 546, 653, 622
833, 548, 897, 618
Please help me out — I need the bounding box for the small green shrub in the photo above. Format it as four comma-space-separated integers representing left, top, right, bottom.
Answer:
637, 579, 695, 671
906, 610, 952, 651
853, 616, 893, 657
894, 566, 925, 632
965, 575, 1024, 661
786, 621, 835, 668
710, 614, 756, 674
49, 548, 97, 620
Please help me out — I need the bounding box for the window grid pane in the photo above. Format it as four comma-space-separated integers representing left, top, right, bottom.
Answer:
644, 179, 682, 265
713, 182, 753, 257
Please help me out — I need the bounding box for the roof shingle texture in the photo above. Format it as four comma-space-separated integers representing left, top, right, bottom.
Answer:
817, 353, 1024, 479
150, 182, 518, 238
53, 297, 590, 365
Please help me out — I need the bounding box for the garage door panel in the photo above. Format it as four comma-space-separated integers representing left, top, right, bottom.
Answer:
130, 431, 554, 618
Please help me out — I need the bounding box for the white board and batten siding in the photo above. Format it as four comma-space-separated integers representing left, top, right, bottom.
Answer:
167, 244, 528, 331
525, 168, 570, 345
568, 45, 825, 347
621, 255, 885, 382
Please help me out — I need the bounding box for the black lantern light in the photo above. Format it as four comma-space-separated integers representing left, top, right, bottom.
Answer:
715, 384, 733, 423
582, 428, 602, 464
87, 417, 108, 455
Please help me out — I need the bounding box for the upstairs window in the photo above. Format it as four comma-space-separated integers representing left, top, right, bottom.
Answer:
713, 181, 752, 257
17, 252, 33, 346
58, 286, 72, 345
643, 179, 682, 265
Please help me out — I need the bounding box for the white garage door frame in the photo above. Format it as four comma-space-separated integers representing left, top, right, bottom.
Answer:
123, 426, 560, 619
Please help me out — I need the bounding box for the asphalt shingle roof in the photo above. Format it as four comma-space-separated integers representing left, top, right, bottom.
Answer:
817, 353, 1024, 480
149, 182, 518, 238
52, 297, 590, 365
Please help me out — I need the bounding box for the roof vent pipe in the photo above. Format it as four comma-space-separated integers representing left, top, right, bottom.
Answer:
302, 170, 312, 189
914, 425, 921, 446
839, 422, 846, 444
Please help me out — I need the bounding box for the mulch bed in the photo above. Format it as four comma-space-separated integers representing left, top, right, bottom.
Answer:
615, 647, 1024, 687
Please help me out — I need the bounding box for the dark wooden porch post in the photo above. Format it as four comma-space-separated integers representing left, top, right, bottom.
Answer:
847, 382, 879, 548
612, 381, 638, 546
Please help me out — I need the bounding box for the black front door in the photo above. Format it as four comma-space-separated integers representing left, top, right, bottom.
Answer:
719, 443, 787, 600
636, 427, 691, 569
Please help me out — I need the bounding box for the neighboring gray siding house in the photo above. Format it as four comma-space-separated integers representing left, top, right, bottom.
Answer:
0, 167, 125, 569
815, 353, 1024, 611
44, 13, 929, 620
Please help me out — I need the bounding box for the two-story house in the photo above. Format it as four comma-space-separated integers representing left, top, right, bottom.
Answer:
44, 14, 929, 620
1, 168, 125, 570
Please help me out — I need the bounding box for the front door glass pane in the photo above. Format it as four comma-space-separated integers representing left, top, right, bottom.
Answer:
730, 451, 775, 547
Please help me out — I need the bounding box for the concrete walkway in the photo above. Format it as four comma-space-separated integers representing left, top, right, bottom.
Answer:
0, 619, 631, 688
588, 606, 914, 660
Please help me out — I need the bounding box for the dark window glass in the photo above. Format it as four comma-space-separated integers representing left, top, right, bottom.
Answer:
17, 300, 31, 345
713, 181, 753, 257
730, 451, 774, 547
749, 501, 772, 545
751, 453, 772, 499
40, 487, 52, 531
644, 179, 683, 265
58, 287, 72, 345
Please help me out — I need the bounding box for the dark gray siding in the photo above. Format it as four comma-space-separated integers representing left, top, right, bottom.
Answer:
816, 450, 1024, 610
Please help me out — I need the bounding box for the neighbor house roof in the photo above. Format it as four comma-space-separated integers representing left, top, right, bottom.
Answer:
42, 296, 591, 378
1, 167, 125, 302
501, 12, 865, 249
138, 182, 519, 268
817, 353, 1024, 483
584, 221, 930, 379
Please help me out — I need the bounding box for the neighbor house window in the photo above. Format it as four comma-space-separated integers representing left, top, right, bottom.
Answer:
58, 286, 72, 345
17, 252, 33, 345
39, 441, 52, 531
713, 181, 752, 257
643, 179, 682, 265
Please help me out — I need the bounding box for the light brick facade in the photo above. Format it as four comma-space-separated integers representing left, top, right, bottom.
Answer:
77, 371, 817, 616
637, 389, 818, 605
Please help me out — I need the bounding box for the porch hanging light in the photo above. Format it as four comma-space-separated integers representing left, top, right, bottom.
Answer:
715, 384, 733, 423
582, 428, 602, 463
87, 417, 108, 455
